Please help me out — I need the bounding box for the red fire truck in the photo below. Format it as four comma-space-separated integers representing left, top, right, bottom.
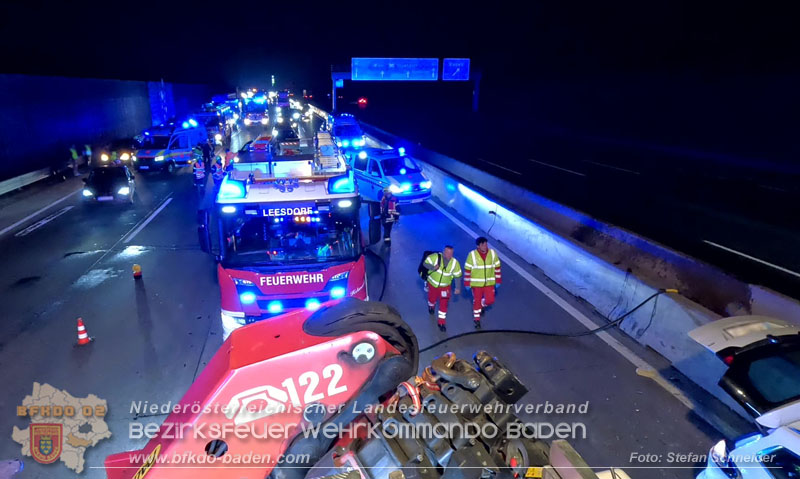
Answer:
198, 135, 380, 338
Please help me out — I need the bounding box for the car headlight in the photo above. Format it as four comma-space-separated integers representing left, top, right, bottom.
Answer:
120, 153, 130, 161
100, 153, 109, 162
154, 155, 164, 162
261, 117, 269, 125
233, 156, 240, 163
131, 155, 136, 162
117, 186, 130, 195
214, 133, 223, 141
421, 180, 432, 189
276, 107, 282, 112
82, 189, 93, 197
244, 118, 252, 126
277, 117, 284, 123
389, 184, 403, 194
292, 112, 300, 119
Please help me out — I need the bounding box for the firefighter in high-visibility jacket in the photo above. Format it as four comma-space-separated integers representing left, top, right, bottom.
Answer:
464, 236, 501, 329
423, 245, 462, 332
193, 157, 206, 186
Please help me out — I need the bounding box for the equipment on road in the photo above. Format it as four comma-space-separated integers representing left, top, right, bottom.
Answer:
75, 318, 91, 346
105, 299, 615, 479
132, 264, 142, 279
197, 131, 382, 339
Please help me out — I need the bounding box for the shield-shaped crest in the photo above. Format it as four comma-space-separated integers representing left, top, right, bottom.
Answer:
30, 423, 63, 464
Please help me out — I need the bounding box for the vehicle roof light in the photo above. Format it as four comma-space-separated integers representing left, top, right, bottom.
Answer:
218, 177, 246, 200
358, 151, 367, 160
328, 174, 355, 194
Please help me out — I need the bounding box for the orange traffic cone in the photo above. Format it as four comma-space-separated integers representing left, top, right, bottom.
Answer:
132, 264, 142, 279
76, 318, 92, 346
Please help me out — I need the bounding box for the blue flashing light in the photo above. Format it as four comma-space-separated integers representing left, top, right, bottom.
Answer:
342, 139, 350, 147
337, 199, 353, 208
144, 131, 150, 136
305, 298, 321, 311
182, 121, 189, 129
421, 180, 432, 189
398, 147, 406, 156
401, 182, 412, 192
399, 168, 407, 175
358, 151, 367, 160
446, 182, 456, 192
329, 175, 355, 194
239, 292, 256, 304
221, 206, 236, 214
218, 177, 246, 199
330, 287, 346, 299
188, 118, 198, 127
267, 301, 283, 314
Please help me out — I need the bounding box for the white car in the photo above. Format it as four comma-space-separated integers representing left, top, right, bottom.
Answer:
690, 316, 800, 479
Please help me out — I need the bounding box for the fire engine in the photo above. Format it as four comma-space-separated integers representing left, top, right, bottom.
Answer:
198, 133, 380, 338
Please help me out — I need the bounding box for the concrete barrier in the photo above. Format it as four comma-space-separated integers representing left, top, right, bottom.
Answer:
0, 168, 51, 196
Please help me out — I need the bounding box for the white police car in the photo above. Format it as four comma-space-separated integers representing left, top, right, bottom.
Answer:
690, 316, 800, 479
348, 148, 432, 203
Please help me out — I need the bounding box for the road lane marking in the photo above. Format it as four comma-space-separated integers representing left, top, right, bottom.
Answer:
0, 189, 80, 238
529, 159, 586, 177
582, 159, 640, 175
123, 196, 173, 244
14, 206, 74, 237
703, 240, 800, 278
428, 199, 745, 438
478, 159, 522, 175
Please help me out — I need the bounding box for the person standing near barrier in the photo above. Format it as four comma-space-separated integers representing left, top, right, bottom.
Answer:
83, 144, 92, 165
68, 145, 80, 176
464, 236, 502, 329
422, 246, 462, 332
380, 188, 399, 243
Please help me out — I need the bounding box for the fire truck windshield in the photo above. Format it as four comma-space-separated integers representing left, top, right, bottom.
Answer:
221, 213, 360, 267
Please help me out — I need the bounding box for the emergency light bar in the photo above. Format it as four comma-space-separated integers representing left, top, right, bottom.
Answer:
328, 172, 355, 194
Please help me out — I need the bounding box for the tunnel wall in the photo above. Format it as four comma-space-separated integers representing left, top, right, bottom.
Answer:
0, 75, 216, 182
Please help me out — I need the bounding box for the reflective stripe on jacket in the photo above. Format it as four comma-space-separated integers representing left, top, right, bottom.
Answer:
464, 249, 501, 287
425, 254, 462, 288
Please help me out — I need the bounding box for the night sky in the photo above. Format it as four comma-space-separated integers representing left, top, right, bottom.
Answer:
1, 0, 796, 92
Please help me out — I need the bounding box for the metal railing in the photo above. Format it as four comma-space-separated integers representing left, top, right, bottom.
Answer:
0, 168, 51, 197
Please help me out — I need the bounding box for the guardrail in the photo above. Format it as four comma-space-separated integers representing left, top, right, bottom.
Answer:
0, 168, 51, 196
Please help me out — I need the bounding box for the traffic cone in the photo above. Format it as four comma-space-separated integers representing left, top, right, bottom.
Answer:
76, 318, 92, 346
132, 264, 142, 279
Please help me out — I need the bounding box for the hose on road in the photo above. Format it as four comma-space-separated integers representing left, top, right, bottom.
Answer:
419, 288, 679, 353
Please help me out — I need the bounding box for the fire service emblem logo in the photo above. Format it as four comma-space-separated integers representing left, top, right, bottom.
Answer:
30, 423, 63, 464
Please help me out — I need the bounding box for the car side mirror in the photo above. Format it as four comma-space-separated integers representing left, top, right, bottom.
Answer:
370, 171, 380, 178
